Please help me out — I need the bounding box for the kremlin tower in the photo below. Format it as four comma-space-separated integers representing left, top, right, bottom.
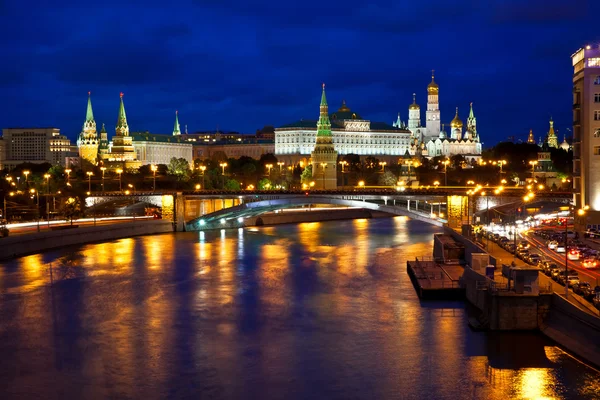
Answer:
311, 84, 338, 189
173, 111, 181, 135
101, 93, 141, 170
77, 92, 99, 164
546, 117, 558, 148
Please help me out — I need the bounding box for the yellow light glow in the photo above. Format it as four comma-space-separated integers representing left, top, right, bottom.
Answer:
195, 184, 201, 190
358, 181, 365, 187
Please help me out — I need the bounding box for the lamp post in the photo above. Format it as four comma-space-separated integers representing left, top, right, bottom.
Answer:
320, 162, 327, 188
116, 168, 123, 192
277, 161, 284, 172
65, 168, 71, 186
339, 160, 348, 187
441, 160, 450, 186
265, 163, 273, 176
44, 173, 51, 195
379, 161, 387, 172
86, 171, 93, 193
100, 167, 106, 193
219, 162, 228, 189
199, 165, 206, 190
564, 206, 589, 298
150, 165, 157, 192
529, 160, 538, 180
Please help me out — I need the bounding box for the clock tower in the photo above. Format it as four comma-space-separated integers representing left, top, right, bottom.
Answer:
425, 71, 441, 142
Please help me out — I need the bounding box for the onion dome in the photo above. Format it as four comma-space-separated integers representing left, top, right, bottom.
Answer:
450, 107, 463, 128
409, 93, 420, 110
338, 99, 350, 112
427, 70, 439, 95
439, 124, 447, 139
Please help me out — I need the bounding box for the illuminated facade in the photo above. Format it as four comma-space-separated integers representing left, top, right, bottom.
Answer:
0, 128, 77, 169
572, 44, 600, 226
77, 92, 99, 164
546, 118, 559, 149
275, 96, 412, 163
130, 132, 193, 166
310, 85, 337, 189
100, 93, 141, 170
424, 104, 482, 161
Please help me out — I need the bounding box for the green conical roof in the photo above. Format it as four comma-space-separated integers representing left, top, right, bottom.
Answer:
117, 92, 127, 128
468, 102, 475, 119
173, 110, 181, 135
320, 83, 327, 106
100, 123, 106, 133
86, 92, 94, 122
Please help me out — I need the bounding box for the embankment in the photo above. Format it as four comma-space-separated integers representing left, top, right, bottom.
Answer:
0, 220, 173, 260
250, 208, 390, 227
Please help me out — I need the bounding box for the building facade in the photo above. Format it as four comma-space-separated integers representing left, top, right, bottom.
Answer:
193, 140, 274, 161
130, 132, 193, 166
275, 98, 412, 164
424, 104, 482, 161
1, 128, 77, 169
572, 44, 600, 228
77, 92, 99, 164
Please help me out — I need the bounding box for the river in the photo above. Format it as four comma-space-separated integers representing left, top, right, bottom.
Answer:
0, 217, 599, 399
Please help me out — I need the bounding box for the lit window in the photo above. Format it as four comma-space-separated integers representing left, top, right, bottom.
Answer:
595, 76, 600, 85
589, 58, 600, 68
594, 146, 600, 155
596, 94, 600, 103
595, 110, 600, 121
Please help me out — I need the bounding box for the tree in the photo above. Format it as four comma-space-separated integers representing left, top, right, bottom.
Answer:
167, 157, 191, 181
378, 170, 398, 186
60, 196, 83, 226
258, 178, 272, 190
300, 164, 313, 184
224, 179, 241, 190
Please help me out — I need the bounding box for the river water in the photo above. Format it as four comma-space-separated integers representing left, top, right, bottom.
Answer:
0, 217, 599, 399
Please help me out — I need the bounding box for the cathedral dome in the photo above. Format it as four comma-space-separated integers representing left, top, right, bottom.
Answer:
331, 100, 361, 120
450, 107, 462, 128
427, 72, 439, 95
409, 93, 420, 110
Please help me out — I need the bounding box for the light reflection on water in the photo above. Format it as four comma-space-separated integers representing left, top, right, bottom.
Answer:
0, 217, 599, 399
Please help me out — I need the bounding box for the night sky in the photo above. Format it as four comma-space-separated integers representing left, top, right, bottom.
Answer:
0, 0, 598, 146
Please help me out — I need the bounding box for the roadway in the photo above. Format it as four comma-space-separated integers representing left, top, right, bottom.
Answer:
5, 216, 155, 236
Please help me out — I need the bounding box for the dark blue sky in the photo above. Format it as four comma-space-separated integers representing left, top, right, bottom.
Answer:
0, 0, 598, 146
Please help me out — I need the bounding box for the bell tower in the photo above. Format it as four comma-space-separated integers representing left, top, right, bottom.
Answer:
425, 70, 441, 141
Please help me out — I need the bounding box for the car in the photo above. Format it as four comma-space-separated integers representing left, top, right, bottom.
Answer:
550, 267, 562, 281
518, 241, 530, 250
573, 282, 593, 298
582, 258, 598, 269
567, 250, 580, 261
555, 244, 566, 253
567, 276, 580, 287
585, 229, 598, 238
547, 241, 558, 250
528, 254, 542, 265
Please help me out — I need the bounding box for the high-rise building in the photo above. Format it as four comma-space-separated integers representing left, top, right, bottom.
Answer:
311, 84, 337, 190
77, 92, 99, 164
572, 44, 600, 228
1, 128, 76, 169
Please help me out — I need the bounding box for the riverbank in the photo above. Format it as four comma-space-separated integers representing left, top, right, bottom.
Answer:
247, 208, 392, 227
0, 220, 173, 261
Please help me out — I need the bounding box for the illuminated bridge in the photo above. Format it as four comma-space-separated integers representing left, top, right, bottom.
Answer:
86, 189, 572, 231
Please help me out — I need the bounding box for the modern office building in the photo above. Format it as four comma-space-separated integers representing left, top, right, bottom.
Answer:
572, 44, 600, 228
0, 128, 77, 169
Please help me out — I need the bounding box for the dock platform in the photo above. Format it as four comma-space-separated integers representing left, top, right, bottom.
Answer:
407, 259, 465, 300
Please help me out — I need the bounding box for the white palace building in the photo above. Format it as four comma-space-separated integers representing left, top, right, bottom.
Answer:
275, 73, 482, 164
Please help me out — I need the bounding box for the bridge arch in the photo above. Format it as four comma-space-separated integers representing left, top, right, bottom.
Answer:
185, 195, 444, 230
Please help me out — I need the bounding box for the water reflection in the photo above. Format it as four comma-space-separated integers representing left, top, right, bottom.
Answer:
0, 218, 599, 399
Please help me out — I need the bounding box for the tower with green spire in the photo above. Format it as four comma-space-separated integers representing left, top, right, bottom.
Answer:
173, 110, 181, 135
311, 84, 338, 189
77, 92, 99, 164
466, 102, 478, 141
99, 123, 109, 155
101, 92, 140, 169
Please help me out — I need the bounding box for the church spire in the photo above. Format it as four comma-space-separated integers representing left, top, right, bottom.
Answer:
527, 129, 535, 144
86, 91, 94, 122
317, 83, 331, 137
117, 92, 128, 129
173, 110, 181, 135
547, 116, 558, 148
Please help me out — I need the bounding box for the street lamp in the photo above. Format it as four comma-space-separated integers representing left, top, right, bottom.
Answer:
65, 168, 72, 186
44, 173, 51, 195
150, 165, 157, 192
441, 160, 450, 186
116, 168, 123, 191
528, 160, 538, 179
23, 170, 30, 186
100, 167, 106, 193
220, 162, 228, 175
128, 183, 135, 194
339, 160, 348, 187
265, 163, 273, 176
199, 165, 206, 190
379, 161, 387, 172
564, 205, 589, 298
277, 161, 284, 172
320, 162, 327, 188
86, 171, 94, 193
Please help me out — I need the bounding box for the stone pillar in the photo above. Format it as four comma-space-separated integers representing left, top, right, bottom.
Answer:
175, 192, 185, 232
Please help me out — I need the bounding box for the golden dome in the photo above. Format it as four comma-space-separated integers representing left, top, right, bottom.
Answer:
338, 100, 350, 112
409, 93, 420, 110
427, 70, 439, 94
450, 107, 463, 127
